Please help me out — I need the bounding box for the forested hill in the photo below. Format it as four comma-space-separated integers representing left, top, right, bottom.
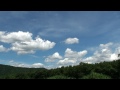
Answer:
0, 64, 47, 79
0, 59, 120, 79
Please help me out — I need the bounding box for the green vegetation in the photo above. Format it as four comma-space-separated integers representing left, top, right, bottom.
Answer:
0, 59, 120, 79
81, 72, 111, 79
47, 75, 73, 79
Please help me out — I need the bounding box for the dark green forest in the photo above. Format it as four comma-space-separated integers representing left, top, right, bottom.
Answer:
0, 59, 120, 79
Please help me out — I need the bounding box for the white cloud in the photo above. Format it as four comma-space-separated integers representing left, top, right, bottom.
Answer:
0, 45, 8, 52
110, 54, 118, 60
83, 42, 119, 64
32, 63, 44, 68
99, 42, 113, 49
56, 42, 120, 67
0, 31, 56, 54
17, 64, 27, 67
10, 36, 55, 54
0, 31, 32, 43
9, 60, 44, 68
64, 37, 79, 44
45, 52, 62, 62
57, 48, 87, 66
5, 42, 120, 69
65, 48, 87, 59
9, 61, 30, 68
57, 58, 76, 65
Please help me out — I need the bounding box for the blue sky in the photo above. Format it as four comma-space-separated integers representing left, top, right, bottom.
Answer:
0, 11, 120, 68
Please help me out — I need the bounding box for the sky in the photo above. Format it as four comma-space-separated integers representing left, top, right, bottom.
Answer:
0, 11, 120, 69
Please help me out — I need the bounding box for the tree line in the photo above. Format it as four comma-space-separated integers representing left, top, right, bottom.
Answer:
0, 59, 120, 79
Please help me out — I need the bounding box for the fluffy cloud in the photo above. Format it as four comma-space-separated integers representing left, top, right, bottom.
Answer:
57, 42, 120, 67
6, 42, 120, 68
45, 52, 62, 62
57, 58, 76, 66
0, 31, 32, 43
0, 45, 8, 52
57, 48, 87, 66
10, 36, 55, 54
64, 37, 79, 44
99, 42, 113, 50
0, 31, 56, 54
110, 54, 118, 61
83, 42, 119, 64
65, 48, 87, 59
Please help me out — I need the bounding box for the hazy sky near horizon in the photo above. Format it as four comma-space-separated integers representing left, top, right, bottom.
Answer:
0, 11, 120, 68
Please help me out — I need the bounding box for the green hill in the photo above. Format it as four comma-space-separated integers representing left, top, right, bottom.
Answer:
0, 59, 120, 79
0, 64, 47, 79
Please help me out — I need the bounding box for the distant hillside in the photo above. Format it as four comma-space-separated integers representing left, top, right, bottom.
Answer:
0, 64, 47, 79
0, 59, 120, 79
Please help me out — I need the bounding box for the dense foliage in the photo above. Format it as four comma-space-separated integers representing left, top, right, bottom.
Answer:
0, 59, 120, 79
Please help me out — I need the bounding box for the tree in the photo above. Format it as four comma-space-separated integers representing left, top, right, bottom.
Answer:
81, 72, 111, 79
47, 75, 72, 79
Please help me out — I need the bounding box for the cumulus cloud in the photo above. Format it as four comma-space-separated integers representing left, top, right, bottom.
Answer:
65, 48, 87, 59
57, 48, 87, 66
0, 45, 8, 52
45, 52, 62, 62
64, 37, 79, 44
6, 42, 120, 69
0, 31, 32, 43
10, 36, 55, 54
0, 31, 56, 54
83, 42, 119, 64
57, 42, 120, 67
99, 42, 113, 49
110, 54, 118, 60
57, 58, 76, 66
